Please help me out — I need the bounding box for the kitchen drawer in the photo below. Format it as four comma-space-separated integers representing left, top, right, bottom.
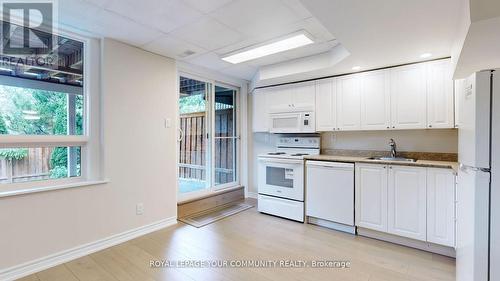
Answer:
258, 194, 304, 222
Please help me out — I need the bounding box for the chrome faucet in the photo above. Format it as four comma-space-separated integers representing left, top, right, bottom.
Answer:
389, 138, 397, 158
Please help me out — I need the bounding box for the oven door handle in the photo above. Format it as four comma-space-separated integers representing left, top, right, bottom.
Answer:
258, 158, 304, 165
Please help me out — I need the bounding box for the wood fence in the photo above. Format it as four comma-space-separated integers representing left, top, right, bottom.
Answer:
179, 108, 235, 185
0, 148, 52, 184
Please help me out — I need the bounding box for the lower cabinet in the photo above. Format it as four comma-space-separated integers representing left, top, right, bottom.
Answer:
427, 168, 456, 247
355, 163, 388, 232
355, 164, 456, 247
387, 165, 427, 241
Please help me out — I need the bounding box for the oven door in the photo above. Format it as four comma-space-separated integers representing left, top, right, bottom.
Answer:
269, 113, 302, 133
258, 158, 304, 201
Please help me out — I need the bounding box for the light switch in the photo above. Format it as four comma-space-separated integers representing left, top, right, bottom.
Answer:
165, 118, 172, 128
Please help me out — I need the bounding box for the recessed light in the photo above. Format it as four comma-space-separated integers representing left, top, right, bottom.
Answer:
352, 66, 361, 71
222, 33, 314, 64
420, 53, 432, 58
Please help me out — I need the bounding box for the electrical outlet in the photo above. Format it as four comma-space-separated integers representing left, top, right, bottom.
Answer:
136, 203, 144, 215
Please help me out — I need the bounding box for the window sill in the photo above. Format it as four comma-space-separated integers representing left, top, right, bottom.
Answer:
0, 179, 110, 198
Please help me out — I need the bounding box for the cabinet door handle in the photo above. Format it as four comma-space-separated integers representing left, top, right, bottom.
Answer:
386, 126, 390, 129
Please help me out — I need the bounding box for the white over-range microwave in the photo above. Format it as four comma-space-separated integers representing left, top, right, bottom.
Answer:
268, 105, 315, 133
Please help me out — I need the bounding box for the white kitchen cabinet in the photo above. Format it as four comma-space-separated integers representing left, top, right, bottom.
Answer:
267, 85, 293, 113
337, 75, 361, 130
315, 78, 337, 131
390, 64, 427, 129
355, 163, 388, 232
427, 60, 454, 129
388, 165, 427, 241
252, 89, 269, 132
360, 70, 391, 130
267, 82, 315, 113
427, 168, 456, 247
292, 81, 316, 108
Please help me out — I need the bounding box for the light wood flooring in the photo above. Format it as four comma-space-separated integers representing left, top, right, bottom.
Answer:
20, 199, 455, 281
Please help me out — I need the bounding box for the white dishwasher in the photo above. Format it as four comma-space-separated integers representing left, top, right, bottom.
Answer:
306, 161, 355, 234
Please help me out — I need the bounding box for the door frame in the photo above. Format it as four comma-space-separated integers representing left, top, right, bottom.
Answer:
177, 72, 241, 202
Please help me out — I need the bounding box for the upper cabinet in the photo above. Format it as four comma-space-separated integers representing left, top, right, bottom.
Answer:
267, 85, 293, 113
315, 78, 337, 132
426, 60, 454, 129
252, 89, 269, 132
360, 70, 391, 130
292, 81, 316, 108
390, 63, 427, 129
336, 75, 362, 131
251, 58, 456, 133
266, 82, 315, 114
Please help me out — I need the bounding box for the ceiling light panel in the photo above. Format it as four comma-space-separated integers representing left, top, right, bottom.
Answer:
222, 33, 314, 64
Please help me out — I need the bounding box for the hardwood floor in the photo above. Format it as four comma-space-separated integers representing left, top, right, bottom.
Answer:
21, 200, 455, 281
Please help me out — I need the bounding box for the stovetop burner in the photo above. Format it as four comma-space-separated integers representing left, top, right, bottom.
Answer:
290, 153, 309, 156
267, 152, 286, 155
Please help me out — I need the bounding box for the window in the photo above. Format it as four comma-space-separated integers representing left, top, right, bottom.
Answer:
178, 76, 240, 196
0, 21, 87, 186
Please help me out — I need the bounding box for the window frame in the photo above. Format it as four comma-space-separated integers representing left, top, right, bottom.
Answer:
177, 72, 242, 202
0, 27, 93, 191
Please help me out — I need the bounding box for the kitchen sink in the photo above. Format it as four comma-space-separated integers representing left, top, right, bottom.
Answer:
367, 157, 417, 162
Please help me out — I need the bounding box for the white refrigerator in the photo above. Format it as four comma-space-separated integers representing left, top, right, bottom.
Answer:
456, 69, 499, 281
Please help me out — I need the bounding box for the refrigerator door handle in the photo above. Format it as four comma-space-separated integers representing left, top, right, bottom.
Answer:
459, 163, 491, 173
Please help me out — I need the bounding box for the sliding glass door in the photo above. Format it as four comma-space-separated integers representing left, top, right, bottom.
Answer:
178, 76, 211, 194
214, 85, 238, 189
177, 75, 239, 199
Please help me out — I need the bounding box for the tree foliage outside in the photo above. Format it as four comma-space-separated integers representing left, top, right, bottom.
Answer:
179, 93, 206, 114
0, 114, 7, 134
0, 84, 83, 179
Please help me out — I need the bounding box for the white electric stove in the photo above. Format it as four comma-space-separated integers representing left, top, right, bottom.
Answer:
257, 136, 320, 222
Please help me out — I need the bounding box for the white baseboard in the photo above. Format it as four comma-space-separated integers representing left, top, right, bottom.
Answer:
0, 217, 177, 281
246, 191, 258, 199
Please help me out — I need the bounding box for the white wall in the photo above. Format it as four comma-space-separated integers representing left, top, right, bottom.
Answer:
0, 38, 178, 270
248, 129, 458, 193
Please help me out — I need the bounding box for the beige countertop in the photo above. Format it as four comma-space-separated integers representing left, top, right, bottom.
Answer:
304, 155, 458, 173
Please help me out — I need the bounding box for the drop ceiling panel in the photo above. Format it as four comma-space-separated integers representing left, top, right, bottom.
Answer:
104, 0, 203, 33
183, 0, 234, 14
210, 0, 307, 39
81, 9, 164, 46
83, 0, 111, 7
142, 35, 207, 59
170, 17, 242, 51
59, 0, 103, 33
185, 52, 234, 70
280, 0, 312, 19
